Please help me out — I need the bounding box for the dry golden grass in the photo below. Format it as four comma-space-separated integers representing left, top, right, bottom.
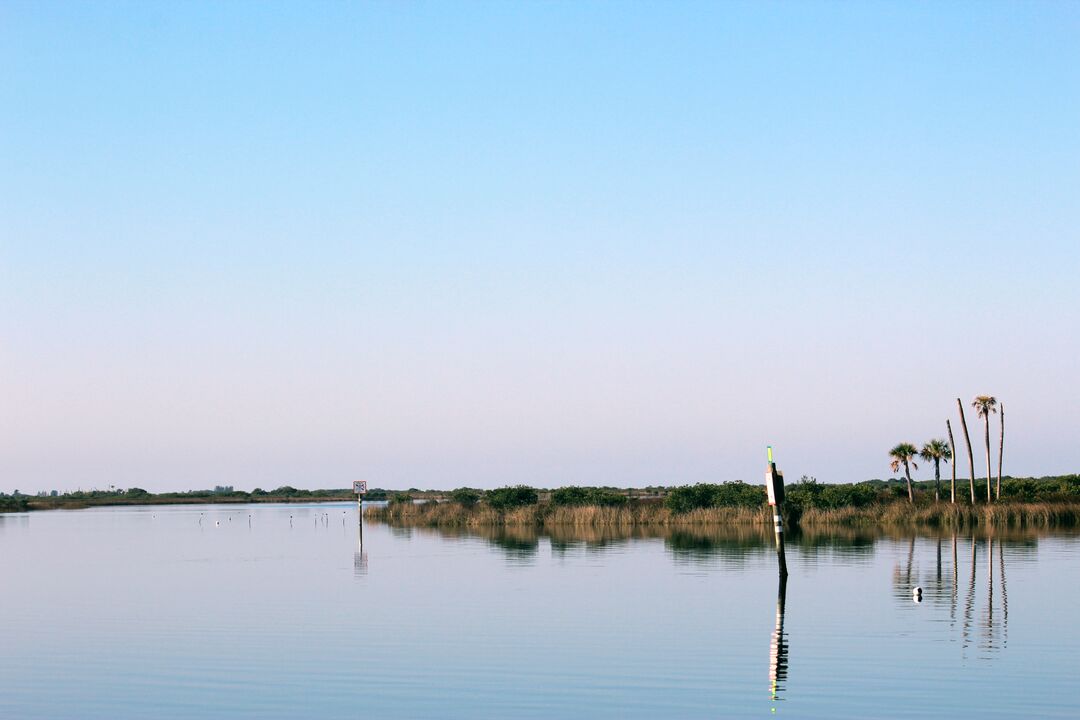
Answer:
366, 498, 1080, 530
802, 501, 1080, 529
365, 500, 774, 527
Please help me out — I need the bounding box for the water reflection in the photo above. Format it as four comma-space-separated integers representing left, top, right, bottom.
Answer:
367, 520, 896, 566
769, 573, 789, 708
354, 521, 368, 576
890, 531, 1030, 658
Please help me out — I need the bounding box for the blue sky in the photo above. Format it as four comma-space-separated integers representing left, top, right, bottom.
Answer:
2, 1, 1078, 492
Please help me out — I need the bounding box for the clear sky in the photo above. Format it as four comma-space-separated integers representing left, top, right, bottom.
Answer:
2, 1, 1078, 493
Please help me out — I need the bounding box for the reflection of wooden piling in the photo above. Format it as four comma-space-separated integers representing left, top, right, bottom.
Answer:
769, 572, 789, 701
766, 461, 788, 579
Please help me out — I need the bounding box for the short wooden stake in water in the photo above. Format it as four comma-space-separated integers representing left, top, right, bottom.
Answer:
765, 446, 789, 580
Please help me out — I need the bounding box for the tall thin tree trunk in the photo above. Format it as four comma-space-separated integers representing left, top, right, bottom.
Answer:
984, 414, 992, 503
957, 399, 976, 504
996, 403, 1004, 500
903, 460, 914, 503
946, 419, 957, 504
934, 459, 941, 502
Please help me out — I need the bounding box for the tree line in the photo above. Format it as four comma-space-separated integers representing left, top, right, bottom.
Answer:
890, 395, 1004, 505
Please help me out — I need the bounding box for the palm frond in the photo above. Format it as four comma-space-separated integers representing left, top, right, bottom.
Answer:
972, 395, 998, 417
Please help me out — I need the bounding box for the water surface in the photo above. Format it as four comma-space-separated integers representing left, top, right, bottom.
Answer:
2, 504, 1078, 718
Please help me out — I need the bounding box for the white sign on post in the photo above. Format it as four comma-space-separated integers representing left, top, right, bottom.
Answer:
353, 481, 367, 495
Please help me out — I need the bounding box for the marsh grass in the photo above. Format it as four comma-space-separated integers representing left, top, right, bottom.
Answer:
365, 499, 773, 527
366, 498, 1080, 530
802, 501, 1080, 528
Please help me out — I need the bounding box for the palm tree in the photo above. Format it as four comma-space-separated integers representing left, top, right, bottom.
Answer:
957, 398, 976, 504
997, 403, 1005, 500
946, 419, 958, 504
889, 442, 919, 504
920, 439, 952, 502
973, 396, 998, 503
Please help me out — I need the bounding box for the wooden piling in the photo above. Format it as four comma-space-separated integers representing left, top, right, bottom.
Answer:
765, 449, 789, 580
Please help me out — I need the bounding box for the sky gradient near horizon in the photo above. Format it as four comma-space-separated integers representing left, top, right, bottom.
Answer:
2, 1, 1079, 493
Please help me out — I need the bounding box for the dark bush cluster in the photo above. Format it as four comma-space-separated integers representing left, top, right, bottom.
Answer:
785, 478, 880, 510
485, 485, 538, 510
0, 494, 29, 512
551, 486, 628, 507
1000, 475, 1080, 502
450, 487, 482, 507
664, 482, 766, 513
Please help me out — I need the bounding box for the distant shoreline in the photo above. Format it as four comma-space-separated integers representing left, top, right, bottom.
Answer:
3, 475, 1078, 518
0, 490, 378, 513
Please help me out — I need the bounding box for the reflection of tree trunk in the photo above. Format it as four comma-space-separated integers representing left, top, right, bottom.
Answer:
997, 404, 1005, 500
905, 536, 915, 585
963, 534, 976, 651
947, 420, 958, 504
936, 536, 942, 587
999, 540, 1008, 646
957, 399, 976, 504
985, 537, 994, 648
950, 533, 958, 624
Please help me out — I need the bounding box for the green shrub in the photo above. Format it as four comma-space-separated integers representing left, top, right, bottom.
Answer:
664, 482, 766, 513
485, 485, 538, 510
450, 487, 482, 507
390, 492, 415, 504
0, 495, 29, 512
551, 486, 627, 507
785, 478, 880, 510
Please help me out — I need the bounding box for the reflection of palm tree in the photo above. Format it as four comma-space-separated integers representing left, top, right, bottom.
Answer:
889, 443, 919, 504
984, 537, 994, 649
962, 534, 976, 653
973, 396, 998, 503
999, 540, 1008, 647
920, 440, 952, 502
950, 534, 958, 625
935, 536, 942, 587
905, 535, 915, 586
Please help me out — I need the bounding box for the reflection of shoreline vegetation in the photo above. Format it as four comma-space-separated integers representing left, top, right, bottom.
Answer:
366, 476, 1080, 529
370, 521, 1067, 565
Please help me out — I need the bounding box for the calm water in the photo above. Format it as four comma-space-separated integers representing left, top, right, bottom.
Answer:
2, 503, 1078, 719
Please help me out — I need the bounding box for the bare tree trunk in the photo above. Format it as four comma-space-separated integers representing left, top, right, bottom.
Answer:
957, 399, 976, 504
904, 460, 914, 503
934, 459, 941, 502
996, 403, 1004, 500
984, 414, 992, 503
946, 419, 957, 504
